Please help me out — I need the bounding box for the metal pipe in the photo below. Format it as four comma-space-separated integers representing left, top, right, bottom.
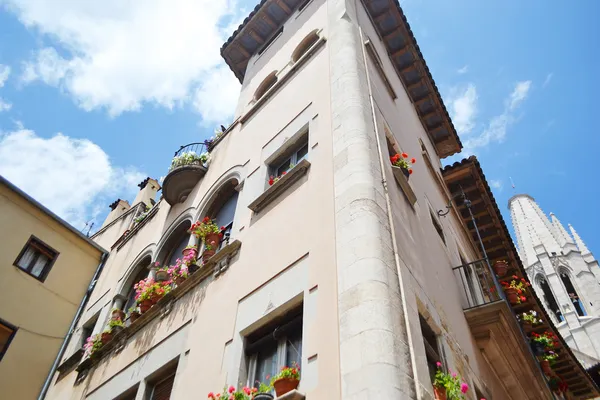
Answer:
37, 251, 109, 400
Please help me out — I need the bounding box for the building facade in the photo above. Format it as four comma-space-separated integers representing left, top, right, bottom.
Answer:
42, 0, 599, 399
0, 176, 107, 400
509, 194, 600, 368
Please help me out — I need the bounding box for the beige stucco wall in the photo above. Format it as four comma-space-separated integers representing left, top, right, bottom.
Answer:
0, 182, 104, 400
45, 1, 516, 399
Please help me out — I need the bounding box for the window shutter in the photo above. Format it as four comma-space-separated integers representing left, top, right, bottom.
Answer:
151, 374, 175, 400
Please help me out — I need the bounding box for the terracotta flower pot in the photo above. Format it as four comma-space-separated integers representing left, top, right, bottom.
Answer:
139, 299, 153, 313
175, 276, 187, 287
150, 293, 162, 305
155, 270, 169, 282
493, 260, 509, 277
130, 311, 141, 323
521, 319, 532, 330
182, 247, 198, 258
273, 378, 299, 397
101, 332, 112, 344
540, 359, 552, 374
434, 386, 447, 400
202, 249, 216, 263
204, 232, 221, 249
504, 287, 519, 305
111, 309, 125, 321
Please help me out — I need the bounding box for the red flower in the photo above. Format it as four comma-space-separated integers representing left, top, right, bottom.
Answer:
520, 296, 526, 302
401, 152, 408, 158
203, 216, 210, 223
512, 275, 518, 280
228, 386, 235, 394
281, 171, 287, 176
208, 393, 215, 399
409, 169, 413, 174
411, 158, 416, 164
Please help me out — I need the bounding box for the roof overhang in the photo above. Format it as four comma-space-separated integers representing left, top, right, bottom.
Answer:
443, 157, 600, 399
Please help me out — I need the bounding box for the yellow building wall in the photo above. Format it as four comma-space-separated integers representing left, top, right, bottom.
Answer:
0, 183, 104, 400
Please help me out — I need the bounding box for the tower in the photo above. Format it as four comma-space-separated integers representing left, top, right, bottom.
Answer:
509, 194, 600, 367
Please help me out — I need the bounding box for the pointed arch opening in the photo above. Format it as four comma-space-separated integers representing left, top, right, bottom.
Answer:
291, 30, 319, 63
560, 270, 587, 316
537, 276, 564, 323
254, 71, 278, 101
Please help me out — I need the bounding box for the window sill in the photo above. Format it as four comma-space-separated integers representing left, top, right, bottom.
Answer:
391, 166, 417, 206
278, 390, 305, 400
75, 240, 242, 374
248, 159, 310, 213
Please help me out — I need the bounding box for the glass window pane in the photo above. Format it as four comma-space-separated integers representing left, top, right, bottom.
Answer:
166, 233, 190, 267
214, 191, 239, 229
254, 342, 278, 388
276, 158, 291, 177
17, 247, 36, 270
285, 330, 302, 368
296, 143, 309, 162
31, 254, 49, 277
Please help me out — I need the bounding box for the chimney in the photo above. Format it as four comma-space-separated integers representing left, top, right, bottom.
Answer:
102, 199, 131, 228
132, 177, 161, 208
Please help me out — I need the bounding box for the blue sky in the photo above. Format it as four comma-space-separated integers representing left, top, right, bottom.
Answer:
0, 0, 598, 255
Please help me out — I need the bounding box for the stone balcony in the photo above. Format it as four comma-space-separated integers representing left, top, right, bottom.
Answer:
162, 142, 209, 206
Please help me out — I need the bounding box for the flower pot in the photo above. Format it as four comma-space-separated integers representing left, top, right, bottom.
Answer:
521, 320, 532, 331
504, 287, 519, 305
155, 270, 169, 282
401, 167, 410, 180
182, 247, 198, 258
175, 276, 187, 287
273, 378, 299, 397
253, 394, 274, 400
139, 299, 153, 313
111, 325, 124, 335
188, 263, 199, 274
204, 232, 221, 249
540, 359, 552, 374
150, 293, 162, 305
130, 311, 141, 323
531, 341, 545, 356
101, 332, 112, 344
433, 386, 447, 400
111, 309, 125, 321
493, 260, 509, 277
202, 249, 216, 263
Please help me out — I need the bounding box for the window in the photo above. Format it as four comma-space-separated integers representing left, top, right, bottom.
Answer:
272, 138, 309, 178
80, 314, 99, 348
560, 271, 586, 316
430, 210, 445, 245
14, 236, 58, 281
161, 222, 192, 267
205, 179, 240, 247
0, 319, 17, 361
124, 261, 151, 317
419, 315, 441, 385
292, 31, 319, 62
258, 27, 283, 56
246, 309, 303, 389
538, 277, 564, 323
254, 71, 278, 101
149, 372, 176, 400
114, 386, 138, 400
364, 39, 396, 99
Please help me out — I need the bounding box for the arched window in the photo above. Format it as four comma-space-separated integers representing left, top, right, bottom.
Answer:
537, 276, 564, 322
159, 221, 192, 267
254, 71, 278, 101
560, 271, 586, 316
292, 31, 319, 63
123, 256, 151, 317
203, 179, 239, 247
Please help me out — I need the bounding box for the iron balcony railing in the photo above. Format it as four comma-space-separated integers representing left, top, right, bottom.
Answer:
453, 258, 504, 310
169, 142, 210, 171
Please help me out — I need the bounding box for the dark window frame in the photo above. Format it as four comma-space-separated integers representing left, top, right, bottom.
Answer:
271, 137, 309, 179
0, 318, 17, 362
13, 235, 59, 282
258, 27, 284, 56
419, 315, 442, 386
149, 369, 177, 400
430, 210, 445, 245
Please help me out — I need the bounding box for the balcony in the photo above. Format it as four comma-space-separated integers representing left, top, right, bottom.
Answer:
162, 143, 209, 206
453, 259, 552, 399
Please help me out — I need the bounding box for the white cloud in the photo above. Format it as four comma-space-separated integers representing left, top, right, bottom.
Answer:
446, 84, 478, 135
542, 73, 553, 88
508, 80, 532, 111
0, 64, 12, 111
489, 179, 503, 191
457, 65, 469, 74
462, 80, 532, 154
7, 0, 244, 123
0, 125, 145, 228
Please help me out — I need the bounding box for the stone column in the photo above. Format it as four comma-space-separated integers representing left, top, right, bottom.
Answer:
328, 0, 415, 398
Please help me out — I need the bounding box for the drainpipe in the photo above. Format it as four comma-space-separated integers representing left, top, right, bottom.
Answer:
358, 27, 421, 399
37, 251, 109, 400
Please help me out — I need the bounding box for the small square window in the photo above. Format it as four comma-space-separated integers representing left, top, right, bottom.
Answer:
270, 135, 309, 181
14, 236, 58, 282
0, 319, 17, 361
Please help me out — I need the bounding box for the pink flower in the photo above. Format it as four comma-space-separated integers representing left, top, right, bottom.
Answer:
452, 372, 457, 378
228, 386, 235, 394
207, 392, 215, 399
436, 361, 442, 368
154, 262, 160, 266
461, 383, 469, 394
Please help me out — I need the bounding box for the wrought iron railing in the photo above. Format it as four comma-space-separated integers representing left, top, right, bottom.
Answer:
169, 142, 210, 171
453, 258, 504, 310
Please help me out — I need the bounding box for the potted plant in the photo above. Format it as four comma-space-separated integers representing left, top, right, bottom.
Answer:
169, 150, 209, 171
207, 385, 255, 400
202, 243, 216, 263
100, 329, 112, 345
270, 363, 300, 397
83, 334, 103, 358
109, 318, 125, 335
168, 261, 189, 287
155, 266, 170, 282
190, 217, 224, 250
128, 306, 141, 323
518, 310, 543, 330
253, 381, 274, 400
531, 331, 558, 350
111, 307, 126, 321
433, 362, 469, 400
500, 275, 531, 305
540, 351, 558, 374
390, 152, 416, 180
268, 163, 297, 186
134, 278, 171, 312
493, 260, 509, 277
182, 245, 198, 259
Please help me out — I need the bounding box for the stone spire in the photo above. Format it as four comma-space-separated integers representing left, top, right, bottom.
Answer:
508, 194, 561, 266
550, 212, 575, 247
569, 224, 590, 255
